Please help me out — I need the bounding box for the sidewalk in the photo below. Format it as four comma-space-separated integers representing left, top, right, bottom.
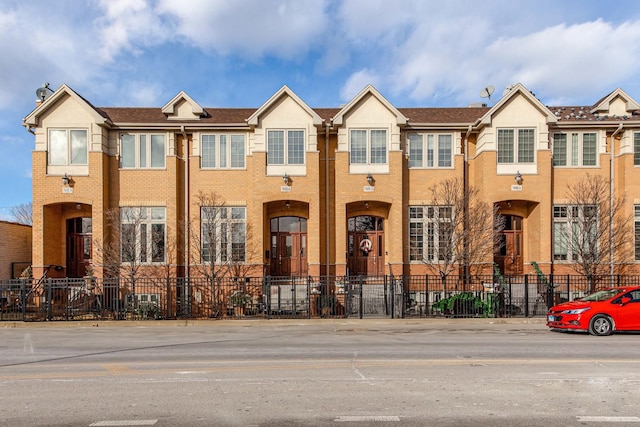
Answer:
1, 316, 547, 329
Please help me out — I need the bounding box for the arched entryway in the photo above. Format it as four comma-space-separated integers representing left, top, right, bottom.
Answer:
347, 215, 385, 276
269, 216, 307, 277
495, 214, 523, 275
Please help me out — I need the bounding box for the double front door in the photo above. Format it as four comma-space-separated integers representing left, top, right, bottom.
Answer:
495, 215, 523, 275
270, 217, 307, 277
66, 217, 92, 278
348, 216, 385, 277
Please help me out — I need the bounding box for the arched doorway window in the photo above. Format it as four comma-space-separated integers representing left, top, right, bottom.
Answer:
270, 217, 307, 277
495, 214, 523, 275
66, 217, 92, 277
347, 216, 384, 277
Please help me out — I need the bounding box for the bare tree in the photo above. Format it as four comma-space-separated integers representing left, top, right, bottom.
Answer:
10, 202, 32, 225
556, 174, 633, 291
189, 191, 256, 317
413, 178, 502, 290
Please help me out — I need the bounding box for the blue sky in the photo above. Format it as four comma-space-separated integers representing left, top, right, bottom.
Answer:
2, 0, 640, 220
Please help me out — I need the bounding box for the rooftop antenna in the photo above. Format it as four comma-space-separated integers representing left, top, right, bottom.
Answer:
35, 83, 53, 102
479, 85, 495, 103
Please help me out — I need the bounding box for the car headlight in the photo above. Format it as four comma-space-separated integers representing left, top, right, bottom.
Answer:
561, 307, 591, 315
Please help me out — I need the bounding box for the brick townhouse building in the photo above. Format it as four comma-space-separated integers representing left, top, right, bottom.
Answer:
22, 83, 640, 282
0, 220, 32, 279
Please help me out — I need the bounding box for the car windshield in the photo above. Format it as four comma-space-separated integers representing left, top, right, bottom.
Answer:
581, 289, 624, 302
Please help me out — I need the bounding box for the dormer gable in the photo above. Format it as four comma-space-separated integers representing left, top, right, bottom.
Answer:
247, 85, 322, 127
478, 83, 557, 127
590, 88, 640, 117
161, 91, 205, 120
23, 84, 109, 128
332, 85, 407, 126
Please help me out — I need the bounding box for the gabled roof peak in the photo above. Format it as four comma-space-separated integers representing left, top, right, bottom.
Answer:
247, 85, 323, 126
162, 91, 205, 119
332, 85, 407, 126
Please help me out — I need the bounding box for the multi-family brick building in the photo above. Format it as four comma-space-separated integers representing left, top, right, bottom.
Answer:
0, 220, 32, 279
22, 83, 640, 282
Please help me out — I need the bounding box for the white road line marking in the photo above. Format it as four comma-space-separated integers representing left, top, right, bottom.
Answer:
577, 416, 640, 423
335, 416, 400, 422
89, 421, 158, 426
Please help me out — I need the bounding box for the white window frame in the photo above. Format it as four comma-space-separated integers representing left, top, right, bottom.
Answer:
120, 207, 166, 264
120, 133, 166, 169
349, 129, 388, 166
201, 206, 247, 263
267, 129, 306, 166
48, 128, 88, 166
497, 128, 535, 165
633, 133, 640, 166
408, 133, 453, 168
553, 204, 598, 262
553, 132, 598, 167
201, 133, 246, 169
409, 206, 453, 262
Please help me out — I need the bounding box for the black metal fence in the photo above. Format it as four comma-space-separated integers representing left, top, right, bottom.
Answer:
1, 274, 638, 322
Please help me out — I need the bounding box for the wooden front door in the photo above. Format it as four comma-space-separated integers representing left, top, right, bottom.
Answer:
270, 217, 307, 277
348, 216, 385, 277
495, 215, 523, 275
66, 217, 92, 278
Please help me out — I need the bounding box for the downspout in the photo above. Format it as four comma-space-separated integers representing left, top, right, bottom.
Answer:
181, 125, 189, 283
325, 121, 331, 276
610, 123, 623, 282
463, 125, 472, 283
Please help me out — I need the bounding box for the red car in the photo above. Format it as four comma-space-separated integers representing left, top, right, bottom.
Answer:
547, 286, 640, 336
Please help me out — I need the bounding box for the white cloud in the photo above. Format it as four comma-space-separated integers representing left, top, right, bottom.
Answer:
340, 69, 381, 101
155, 0, 329, 59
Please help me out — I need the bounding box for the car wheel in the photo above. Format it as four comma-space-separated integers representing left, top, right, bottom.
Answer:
589, 314, 613, 336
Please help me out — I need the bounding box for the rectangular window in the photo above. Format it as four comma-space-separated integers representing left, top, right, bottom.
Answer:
48, 129, 88, 165
201, 206, 246, 263
120, 133, 165, 169
408, 133, 453, 168
267, 130, 305, 165
497, 128, 535, 164
350, 129, 387, 165
120, 207, 166, 264
201, 134, 245, 169
553, 204, 597, 261
553, 132, 597, 167
409, 205, 453, 262
634, 133, 640, 166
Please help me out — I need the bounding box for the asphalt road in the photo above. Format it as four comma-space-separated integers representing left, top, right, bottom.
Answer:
1, 319, 639, 426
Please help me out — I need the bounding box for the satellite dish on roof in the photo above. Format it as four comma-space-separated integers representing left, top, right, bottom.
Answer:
479, 85, 495, 100
35, 83, 53, 102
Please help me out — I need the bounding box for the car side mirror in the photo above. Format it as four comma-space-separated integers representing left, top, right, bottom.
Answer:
620, 296, 632, 306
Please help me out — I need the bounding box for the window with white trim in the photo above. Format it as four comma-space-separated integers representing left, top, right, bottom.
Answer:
267, 130, 305, 165
48, 129, 88, 165
634, 133, 640, 166
201, 206, 246, 263
408, 133, 452, 168
120, 133, 165, 168
201, 134, 245, 169
409, 206, 453, 262
497, 128, 535, 164
553, 205, 597, 261
350, 129, 387, 165
553, 132, 597, 167
120, 207, 166, 263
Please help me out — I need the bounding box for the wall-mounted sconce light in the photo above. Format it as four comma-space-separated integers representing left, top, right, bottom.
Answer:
366, 173, 374, 186
62, 173, 71, 186
285, 200, 290, 209
514, 171, 523, 185
283, 173, 290, 185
